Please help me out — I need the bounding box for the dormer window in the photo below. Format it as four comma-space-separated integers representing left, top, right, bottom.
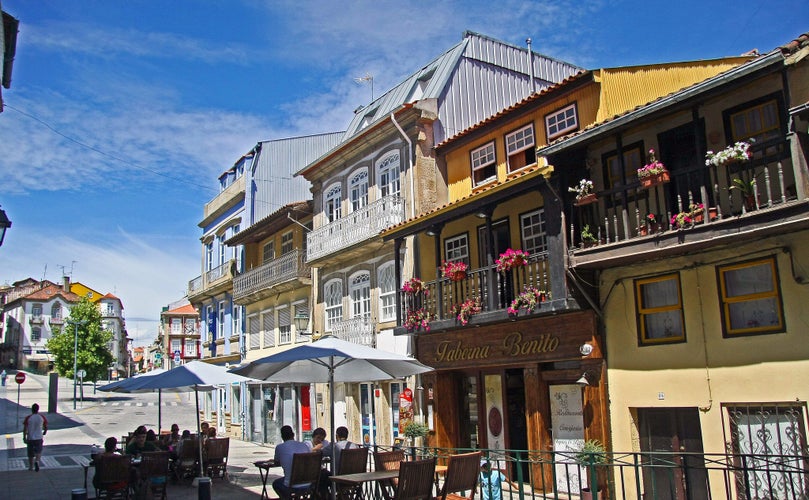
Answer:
505, 124, 536, 172
545, 103, 579, 140
360, 107, 378, 129
407, 68, 435, 103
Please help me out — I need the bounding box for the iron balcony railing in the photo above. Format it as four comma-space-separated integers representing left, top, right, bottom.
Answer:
207, 259, 233, 283
329, 316, 374, 347
361, 445, 809, 500
308, 195, 405, 261
233, 249, 310, 300
399, 253, 552, 328
570, 138, 802, 247
188, 275, 203, 295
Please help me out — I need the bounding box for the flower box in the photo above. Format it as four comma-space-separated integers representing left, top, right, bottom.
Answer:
640, 171, 670, 189
574, 193, 597, 206
495, 248, 530, 272
441, 261, 469, 282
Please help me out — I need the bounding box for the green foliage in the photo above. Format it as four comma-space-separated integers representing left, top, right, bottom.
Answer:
575, 439, 608, 465
46, 297, 114, 382
402, 421, 430, 439
581, 224, 597, 243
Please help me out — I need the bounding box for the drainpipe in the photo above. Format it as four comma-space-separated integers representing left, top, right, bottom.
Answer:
390, 113, 415, 218
526, 38, 536, 94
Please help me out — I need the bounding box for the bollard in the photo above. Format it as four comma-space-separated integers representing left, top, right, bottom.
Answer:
198, 477, 212, 500
71, 488, 87, 500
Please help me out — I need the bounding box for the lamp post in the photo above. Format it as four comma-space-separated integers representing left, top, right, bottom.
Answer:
66, 319, 88, 410
0, 207, 11, 247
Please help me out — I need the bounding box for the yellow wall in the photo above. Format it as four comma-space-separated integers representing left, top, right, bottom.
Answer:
602, 230, 809, 456
70, 283, 103, 302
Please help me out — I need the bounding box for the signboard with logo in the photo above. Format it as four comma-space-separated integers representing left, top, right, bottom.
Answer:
398, 387, 413, 434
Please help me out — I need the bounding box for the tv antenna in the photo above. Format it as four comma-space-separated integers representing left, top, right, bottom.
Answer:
354, 73, 374, 102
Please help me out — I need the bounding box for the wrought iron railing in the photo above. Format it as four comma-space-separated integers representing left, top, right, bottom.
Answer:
207, 260, 233, 283
233, 249, 310, 300
307, 195, 405, 261
188, 275, 203, 295
358, 445, 809, 500
399, 253, 552, 327
329, 316, 374, 347
570, 138, 801, 247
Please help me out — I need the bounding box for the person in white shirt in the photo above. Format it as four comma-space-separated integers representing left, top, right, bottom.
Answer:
22, 403, 48, 471
273, 425, 311, 499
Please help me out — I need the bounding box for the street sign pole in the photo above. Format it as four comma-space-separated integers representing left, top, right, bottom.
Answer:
15, 372, 25, 423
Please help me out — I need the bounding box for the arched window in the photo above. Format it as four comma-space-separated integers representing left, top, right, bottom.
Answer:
324, 279, 343, 331
51, 303, 62, 320
377, 151, 401, 198
349, 169, 369, 212
325, 184, 342, 223
377, 262, 396, 322
349, 272, 371, 319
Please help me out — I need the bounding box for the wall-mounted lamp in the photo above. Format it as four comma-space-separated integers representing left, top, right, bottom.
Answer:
0, 207, 11, 247
579, 343, 593, 356
294, 309, 311, 336
576, 372, 590, 387
425, 228, 437, 236
475, 211, 488, 219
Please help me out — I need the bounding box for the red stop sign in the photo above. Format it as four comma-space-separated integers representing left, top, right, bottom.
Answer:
14, 372, 25, 384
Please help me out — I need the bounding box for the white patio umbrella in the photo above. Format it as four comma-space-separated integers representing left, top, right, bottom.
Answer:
104, 361, 254, 480
230, 334, 433, 465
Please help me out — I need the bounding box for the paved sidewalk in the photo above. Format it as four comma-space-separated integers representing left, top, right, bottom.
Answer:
1, 371, 282, 499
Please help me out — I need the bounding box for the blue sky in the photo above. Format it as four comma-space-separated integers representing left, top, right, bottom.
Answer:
0, 0, 806, 345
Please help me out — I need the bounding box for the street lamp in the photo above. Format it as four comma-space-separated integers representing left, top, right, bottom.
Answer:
293, 309, 311, 336
66, 319, 88, 410
0, 206, 11, 247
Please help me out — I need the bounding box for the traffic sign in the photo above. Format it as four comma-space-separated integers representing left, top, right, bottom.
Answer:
14, 372, 25, 384
174, 351, 181, 363
77, 369, 87, 379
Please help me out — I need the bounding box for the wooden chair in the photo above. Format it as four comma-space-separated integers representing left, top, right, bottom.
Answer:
393, 458, 436, 500
139, 451, 171, 500
437, 452, 482, 500
174, 438, 200, 481
335, 446, 369, 500
204, 437, 230, 479
94, 454, 133, 499
288, 450, 325, 500
373, 450, 405, 500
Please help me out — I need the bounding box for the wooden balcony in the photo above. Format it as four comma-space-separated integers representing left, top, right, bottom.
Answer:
568, 138, 807, 267
233, 249, 310, 303
398, 254, 556, 333
307, 195, 405, 262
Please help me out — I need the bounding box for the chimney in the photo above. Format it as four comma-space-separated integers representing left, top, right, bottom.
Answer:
63, 276, 70, 291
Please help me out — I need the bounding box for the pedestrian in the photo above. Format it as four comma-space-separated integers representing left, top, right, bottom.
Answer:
22, 403, 48, 471
332, 426, 359, 474
479, 459, 518, 500
272, 425, 310, 499
1, 369, 6, 386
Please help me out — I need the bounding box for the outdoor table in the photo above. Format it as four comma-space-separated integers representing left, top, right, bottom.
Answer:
254, 459, 279, 499
330, 466, 447, 500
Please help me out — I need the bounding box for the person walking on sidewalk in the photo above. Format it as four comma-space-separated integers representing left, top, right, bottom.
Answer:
22, 403, 48, 471
1, 369, 7, 386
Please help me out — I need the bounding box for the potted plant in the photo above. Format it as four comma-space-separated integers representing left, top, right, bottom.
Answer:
402, 420, 430, 447
670, 210, 694, 230
575, 439, 607, 499
705, 139, 754, 167
636, 149, 670, 188
441, 260, 469, 282
507, 286, 549, 316
637, 213, 660, 236
569, 178, 597, 206
402, 277, 425, 295
580, 224, 598, 247
730, 177, 758, 211
403, 308, 433, 333
495, 248, 530, 272
452, 297, 482, 326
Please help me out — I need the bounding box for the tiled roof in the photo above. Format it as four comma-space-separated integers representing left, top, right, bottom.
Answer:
165, 303, 197, 315
24, 284, 81, 302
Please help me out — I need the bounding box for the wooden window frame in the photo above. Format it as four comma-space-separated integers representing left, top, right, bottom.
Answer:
470, 141, 496, 187
444, 233, 470, 265
717, 256, 785, 337
545, 102, 579, 141
635, 273, 686, 345
520, 208, 547, 255
505, 123, 537, 173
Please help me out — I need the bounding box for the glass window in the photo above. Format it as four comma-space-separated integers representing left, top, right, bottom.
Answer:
232, 306, 243, 338
31, 304, 42, 318
218, 235, 226, 266
545, 103, 578, 140
281, 231, 294, 255
278, 307, 291, 344
51, 303, 62, 319
470, 142, 496, 187
325, 184, 342, 223
718, 257, 784, 336
444, 234, 469, 264
635, 274, 685, 344
185, 318, 197, 335
521, 209, 547, 254
350, 272, 371, 319
325, 279, 343, 332
218, 301, 226, 338
171, 338, 181, 355
378, 151, 401, 197
184, 339, 196, 357
205, 242, 214, 271
262, 310, 275, 348
606, 145, 643, 188
349, 169, 369, 212
378, 262, 396, 322
730, 98, 780, 144
263, 241, 275, 263
205, 305, 214, 342
505, 124, 536, 172
171, 318, 182, 334
31, 327, 41, 342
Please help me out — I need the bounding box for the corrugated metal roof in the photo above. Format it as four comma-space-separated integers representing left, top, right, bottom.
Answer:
247, 132, 343, 226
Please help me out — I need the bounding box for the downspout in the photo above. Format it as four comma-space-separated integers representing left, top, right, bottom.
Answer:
526, 38, 536, 94
391, 112, 416, 218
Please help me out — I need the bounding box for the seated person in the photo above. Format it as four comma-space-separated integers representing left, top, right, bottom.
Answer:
208, 427, 217, 439
272, 425, 311, 500
125, 429, 158, 457
332, 426, 359, 474
92, 437, 125, 491
306, 427, 331, 497
200, 422, 210, 439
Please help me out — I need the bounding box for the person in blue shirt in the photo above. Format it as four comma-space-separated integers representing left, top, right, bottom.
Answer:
272, 425, 311, 499
479, 459, 518, 500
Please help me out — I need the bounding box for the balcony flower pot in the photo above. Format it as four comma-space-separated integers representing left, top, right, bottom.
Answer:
507, 287, 549, 317
692, 207, 718, 224
576, 439, 607, 500
639, 170, 670, 189
495, 248, 530, 272
441, 260, 469, 282
568, 179, 595, 206
637, 149, 670, 189
574, 193, 598, 206
705, 140, 753, 168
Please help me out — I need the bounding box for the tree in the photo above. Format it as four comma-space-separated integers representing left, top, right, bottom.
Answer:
47, 297, 114, 382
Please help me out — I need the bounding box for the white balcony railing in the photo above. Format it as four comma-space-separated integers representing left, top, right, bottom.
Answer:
330, 316, 374, 347
307, 195, 405, 261
188, 275, 203, 295
233, 249, 310, 300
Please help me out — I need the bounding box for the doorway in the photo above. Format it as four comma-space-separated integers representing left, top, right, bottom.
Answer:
658, 121, 709, 214
505, 369, 528, 480
638, 407, 709, 500
478, 219, 513, 307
